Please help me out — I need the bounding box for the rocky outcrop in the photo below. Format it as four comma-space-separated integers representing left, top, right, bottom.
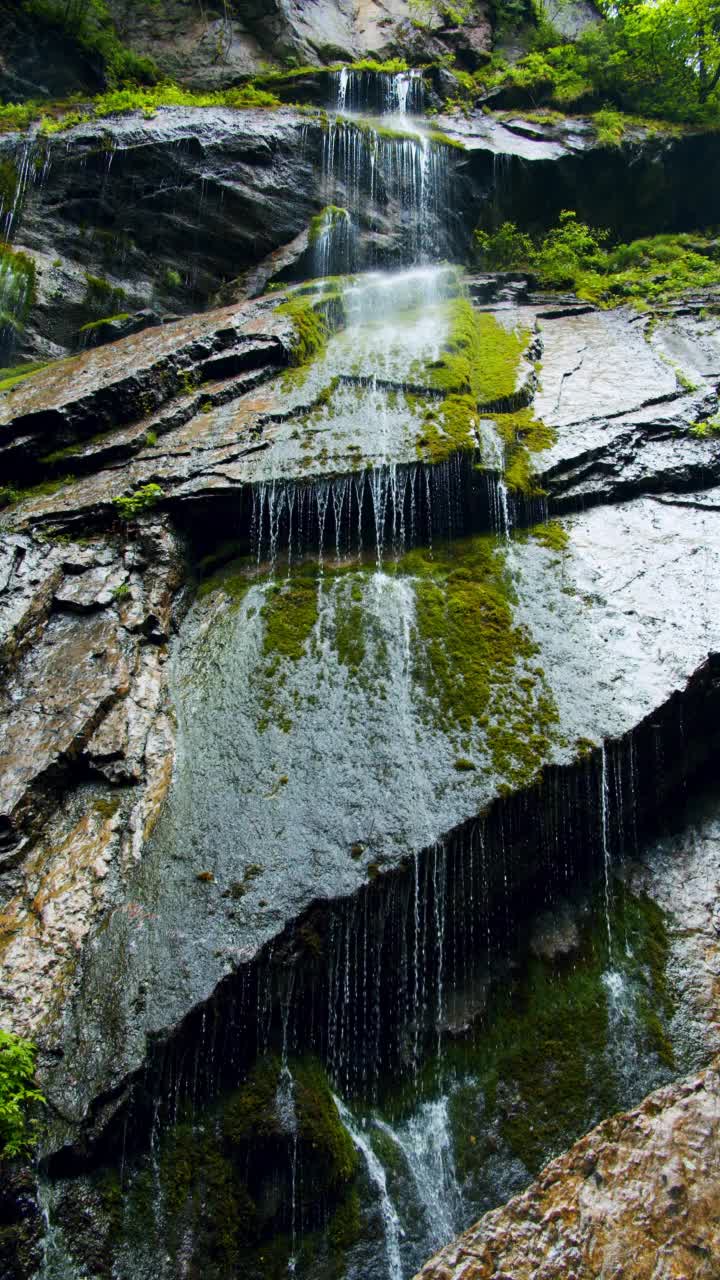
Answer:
0, 0, 494, 100
3, 106, 720, 361
413, 1060, 720, 1280
1, 265, 719, 1161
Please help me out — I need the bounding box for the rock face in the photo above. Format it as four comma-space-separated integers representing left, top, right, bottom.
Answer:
0, 0, 493, 98
3, 106, 720, 361
413, 1060, 720, 1280
1, 262, 719, 1151
2, 59, 720, 1280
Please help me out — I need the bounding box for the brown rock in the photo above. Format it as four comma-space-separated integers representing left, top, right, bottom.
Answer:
414, 1061, 720, 1280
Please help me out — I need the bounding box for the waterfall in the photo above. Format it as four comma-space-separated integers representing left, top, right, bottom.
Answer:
600, 742, 614, 955
374, 1098, 463, 1253
321, 67, 449, 266
332, 68, 424, 117
313, 205, 354, 277
333, 1096, 404, 1280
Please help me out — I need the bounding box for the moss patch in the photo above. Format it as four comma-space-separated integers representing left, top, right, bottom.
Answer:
396, 536, 559, 787
257, 572, 320, 732
408, 299, 553, 490
531, 519, 569, 552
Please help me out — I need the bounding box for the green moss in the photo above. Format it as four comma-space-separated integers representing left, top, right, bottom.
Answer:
158, 1120, 256, 1271
413, 299, 527, 403
294, 1058, 358, 1189
428, 129, 466, 149
196, 551, 256, 602
276, 294, 334, 368
78, 311, 131, 335
493, 407, 555, 496
5, 80, 284, 137
531, 520, 569, 552
261, 576, 319, 662
223, 1056, 283, 1146
1, 473, 75, 508
347, 57, 409, 75
397, 536, 559, 786
407, 300, 553, 487
620, 887, 675, 1068
223, 1053, 356, 1192
332, 580, 366, 674
0, 359, 52, 392
482, 951, 615, 1173
592, 107, 630, 146
326, 1187, 361, 1252
308, 205, 350, 246
0, 159, 18, 211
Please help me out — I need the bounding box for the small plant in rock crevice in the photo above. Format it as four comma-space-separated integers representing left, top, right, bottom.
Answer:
112, 482, 163, 520
0, 1030, 45, 1158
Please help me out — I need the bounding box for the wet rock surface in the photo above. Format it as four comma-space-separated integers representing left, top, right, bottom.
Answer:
1, 272, 719, 1119
3, 105, 719, 359
2, 64, 720, 1279
413, 1058, 720, 1280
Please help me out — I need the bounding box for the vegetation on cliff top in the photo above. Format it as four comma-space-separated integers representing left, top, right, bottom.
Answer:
475, 212, 720, 309
456, 0, 720, 124
23, 0, 159, 88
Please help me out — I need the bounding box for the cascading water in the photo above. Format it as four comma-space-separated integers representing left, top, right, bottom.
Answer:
316, 66, 450, 271
334, 1097, 404, 1280
374, 1098, 463, 1255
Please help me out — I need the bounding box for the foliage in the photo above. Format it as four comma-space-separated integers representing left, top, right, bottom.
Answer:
691, 414, 720, 436
0, 1030, 45, 1158
464, 0, 720, 122
22, 0, 159, 88
112, 482, 163, 519
0, 82, 282, 136
595, 0, 720, 117
473, 221, 534, 269
408, 0, 476, 26
474, 213, 720, 308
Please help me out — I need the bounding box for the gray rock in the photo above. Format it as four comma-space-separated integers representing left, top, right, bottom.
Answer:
52, 565, 129, 612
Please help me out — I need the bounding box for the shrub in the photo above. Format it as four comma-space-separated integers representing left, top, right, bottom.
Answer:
474, 214, 720, 308
113, 482, 163, 519
474, 221, 535, 271
0, 1031, 45, 1158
